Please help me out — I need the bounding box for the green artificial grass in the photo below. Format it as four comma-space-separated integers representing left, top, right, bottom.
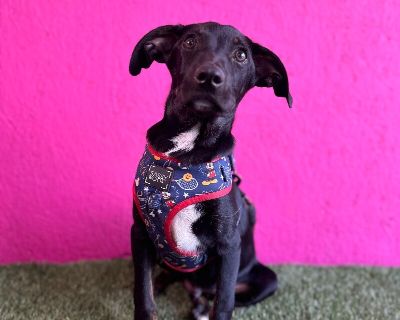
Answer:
0, 259, 399, 320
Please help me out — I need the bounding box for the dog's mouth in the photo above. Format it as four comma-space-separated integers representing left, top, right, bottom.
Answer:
185, 96, 222, 117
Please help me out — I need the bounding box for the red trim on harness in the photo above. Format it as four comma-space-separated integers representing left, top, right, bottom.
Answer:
146, 144, 180, 163
164, 186, 233, 257
147, 143, 223, 164
132, 184, 145, 222
162, 259, 205, 273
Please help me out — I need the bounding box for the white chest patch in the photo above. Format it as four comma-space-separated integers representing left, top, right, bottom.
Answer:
165, 123, 200, 156
171, 204, 202, 252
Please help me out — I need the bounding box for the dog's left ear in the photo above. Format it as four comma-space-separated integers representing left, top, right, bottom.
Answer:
129, 25, 186, 76
250, 41, 293, 108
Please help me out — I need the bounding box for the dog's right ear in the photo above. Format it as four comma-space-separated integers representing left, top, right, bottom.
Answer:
129, 25, 186, 76
248, 40, 293, 108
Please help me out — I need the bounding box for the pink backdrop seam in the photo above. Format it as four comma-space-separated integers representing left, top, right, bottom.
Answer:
0, 0, 399, 265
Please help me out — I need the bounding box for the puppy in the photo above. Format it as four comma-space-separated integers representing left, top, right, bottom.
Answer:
130, 22, 292, 320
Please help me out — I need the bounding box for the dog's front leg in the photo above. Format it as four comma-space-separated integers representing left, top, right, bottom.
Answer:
211, 241, 241, 320
131, 206, 157, 320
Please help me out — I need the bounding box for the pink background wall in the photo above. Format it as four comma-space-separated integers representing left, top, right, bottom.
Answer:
1, 1, 399, 265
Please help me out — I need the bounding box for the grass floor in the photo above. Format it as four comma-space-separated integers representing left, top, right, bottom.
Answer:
0, 259, 399, 320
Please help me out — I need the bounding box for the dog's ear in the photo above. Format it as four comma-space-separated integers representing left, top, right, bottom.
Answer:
129, 25, 186, 76
250, 41, 292, 108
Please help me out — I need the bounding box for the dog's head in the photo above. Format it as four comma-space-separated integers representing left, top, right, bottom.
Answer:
130, 22, 292, 120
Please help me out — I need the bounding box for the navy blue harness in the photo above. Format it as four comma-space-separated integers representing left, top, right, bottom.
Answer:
133, 145, 234, 272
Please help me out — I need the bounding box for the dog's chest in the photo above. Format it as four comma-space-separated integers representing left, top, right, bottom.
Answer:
171, 204, 202, 252
165, 124, 200, 156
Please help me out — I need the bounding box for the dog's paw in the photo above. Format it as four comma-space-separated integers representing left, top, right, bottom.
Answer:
134, 310, 157, 320
191, 296, 210, 320
192, 311, 209, 320
210, 311, 233, 320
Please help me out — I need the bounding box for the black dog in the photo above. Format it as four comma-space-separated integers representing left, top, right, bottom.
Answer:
130, 22, 292, 320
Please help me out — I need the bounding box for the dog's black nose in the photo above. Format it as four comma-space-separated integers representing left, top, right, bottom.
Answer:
194, 64, 225, 88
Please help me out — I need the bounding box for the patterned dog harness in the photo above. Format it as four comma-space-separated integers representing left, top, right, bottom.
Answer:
133, 145, 234, 272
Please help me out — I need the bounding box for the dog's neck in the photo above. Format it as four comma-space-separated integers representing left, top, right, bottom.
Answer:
147, 110, 235, 164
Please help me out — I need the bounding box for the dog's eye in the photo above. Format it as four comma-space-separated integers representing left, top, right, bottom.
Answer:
183, 36, 196, 49
234, 49, 247, 63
